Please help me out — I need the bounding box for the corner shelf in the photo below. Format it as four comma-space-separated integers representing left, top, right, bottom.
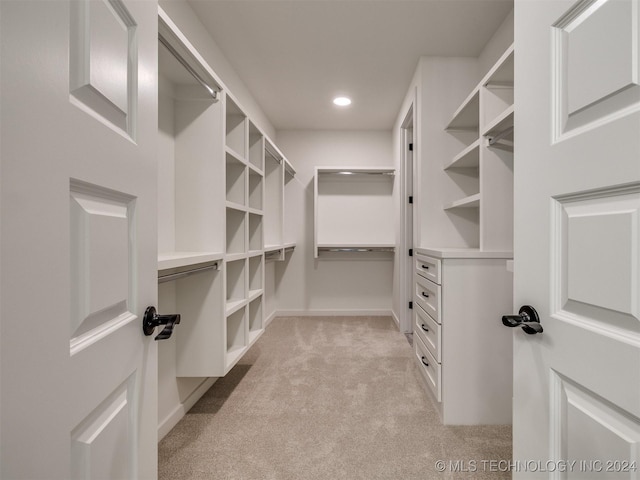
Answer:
445, 139, 480, 170
444, 193, 480, 210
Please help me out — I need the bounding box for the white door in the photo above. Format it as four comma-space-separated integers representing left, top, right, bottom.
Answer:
1, 0, 159, 478
513, 0, 640, 477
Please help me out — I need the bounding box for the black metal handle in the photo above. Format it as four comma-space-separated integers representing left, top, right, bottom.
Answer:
143, 306, 181, 341
421, 323, 429, 333
421, 292, 429, 298
421, 356, 429, 367
422, 265, 430, 269
502, 305, 543, 335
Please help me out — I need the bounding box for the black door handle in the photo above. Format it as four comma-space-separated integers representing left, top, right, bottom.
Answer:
502, 305, 543, 335
143, 306, 181, 340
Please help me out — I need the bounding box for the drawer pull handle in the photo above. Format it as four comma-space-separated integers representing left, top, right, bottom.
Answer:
421, 356, 429, 367
421, 292, 429, 298
422, 265, 430, 269
421, 324, 429, 333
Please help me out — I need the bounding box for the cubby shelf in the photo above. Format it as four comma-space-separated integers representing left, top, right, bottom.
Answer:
445, 139, 480, 170
444, 193, 480, 210
446, 89, 480, 131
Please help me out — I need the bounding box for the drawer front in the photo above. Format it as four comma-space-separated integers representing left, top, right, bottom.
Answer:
415, 253, 441, 284
414, 274, 441, 323
415, 334, 441, 402
414, 304, 441, 362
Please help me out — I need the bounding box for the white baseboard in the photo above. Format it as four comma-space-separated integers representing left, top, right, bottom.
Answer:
158, 377, 217, 441
275, 309, 394, 317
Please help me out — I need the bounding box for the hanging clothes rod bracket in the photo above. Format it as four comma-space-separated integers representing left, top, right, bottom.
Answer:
158, 262, 218, 284
487, 126, 514, 146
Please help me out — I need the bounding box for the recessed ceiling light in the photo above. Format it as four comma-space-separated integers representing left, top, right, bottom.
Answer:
333, 96, 352, 107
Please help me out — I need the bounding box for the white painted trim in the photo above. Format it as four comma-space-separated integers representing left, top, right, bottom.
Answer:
157, 377, 217, 441
264, 309, 278, 327
391, 310, 400, 329
275, 309, 394, 317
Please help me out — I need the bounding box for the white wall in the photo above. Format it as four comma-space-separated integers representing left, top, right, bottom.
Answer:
273, 130, 395, 315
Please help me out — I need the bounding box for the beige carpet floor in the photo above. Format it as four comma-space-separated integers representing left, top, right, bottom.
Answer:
159, 316, 512, 479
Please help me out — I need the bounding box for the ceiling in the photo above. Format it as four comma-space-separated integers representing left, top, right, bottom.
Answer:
187, 0, 513, 131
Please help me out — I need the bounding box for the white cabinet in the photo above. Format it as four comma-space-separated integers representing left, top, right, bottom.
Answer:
313, 167, 395, 257
414, 249, 513, 424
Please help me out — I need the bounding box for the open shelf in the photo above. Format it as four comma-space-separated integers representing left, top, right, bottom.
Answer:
444, 193, 480, 210
445, 140, 480, 170
248, 121, 263, 171
315, 167, 395, 257
226, 208, 246, 255
264, 143, 284, 248
446, 89, 480, 131
248, 254, 263, 296
483, 105, 514, 138
248, 213, 263, 254
225, 258, 246, 312
226, 307, 246, 358
158, 252, 222, 272
248, 296, 263, 342
226, 152, 246, 206
248, 168, 263, 211
225, 95, 246, 159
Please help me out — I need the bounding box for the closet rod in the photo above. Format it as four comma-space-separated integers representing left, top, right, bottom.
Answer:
159, 34, 220, 101
284, 246, 295, 254
265, 144, 282, 164
158, 263, 218, 284
320, 171, 394, 176
318, 247, 395, 253
487, 125, 514, 146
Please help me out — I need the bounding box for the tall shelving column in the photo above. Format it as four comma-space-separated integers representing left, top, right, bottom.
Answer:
479, 45, 514, 252
224, 94, 250, 371
443, 90, 481, 248
157, 18, 225, 378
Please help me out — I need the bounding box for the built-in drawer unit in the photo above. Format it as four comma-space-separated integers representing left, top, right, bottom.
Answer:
414, 304, 441, 362
414, 274, 441, 323
415, 253, 441, 284
415, 333, 441, 401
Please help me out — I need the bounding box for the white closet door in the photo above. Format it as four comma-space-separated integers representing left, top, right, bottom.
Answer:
513, 0, 640, 476
1, 0, 159, 478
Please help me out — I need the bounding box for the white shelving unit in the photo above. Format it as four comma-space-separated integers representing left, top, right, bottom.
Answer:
442, 44, 514, 251
412, 41, 515, 425
314, 167, 396, 258
157, 12, 295, 378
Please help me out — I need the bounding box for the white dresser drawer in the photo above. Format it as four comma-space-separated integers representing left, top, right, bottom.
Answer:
414, 304, 441, 363
415, 253, 441, 284
415, 274, 441, 323
415, 334, 441, 402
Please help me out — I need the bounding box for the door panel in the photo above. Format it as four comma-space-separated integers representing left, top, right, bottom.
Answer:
514, 0, 640, 476
0, 0, 158, 478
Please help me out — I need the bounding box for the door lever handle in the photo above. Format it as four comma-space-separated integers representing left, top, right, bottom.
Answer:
143, 306, 181, 341
502, 305, 543, 335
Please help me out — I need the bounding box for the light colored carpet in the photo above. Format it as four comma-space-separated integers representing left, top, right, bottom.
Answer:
159, 316, 512, 479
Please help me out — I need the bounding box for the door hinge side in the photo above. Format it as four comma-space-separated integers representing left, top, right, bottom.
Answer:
409, 249, 413, 257
409, 301, 413, 309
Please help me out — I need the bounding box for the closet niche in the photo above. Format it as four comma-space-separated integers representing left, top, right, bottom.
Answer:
157, 11, 295, 379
